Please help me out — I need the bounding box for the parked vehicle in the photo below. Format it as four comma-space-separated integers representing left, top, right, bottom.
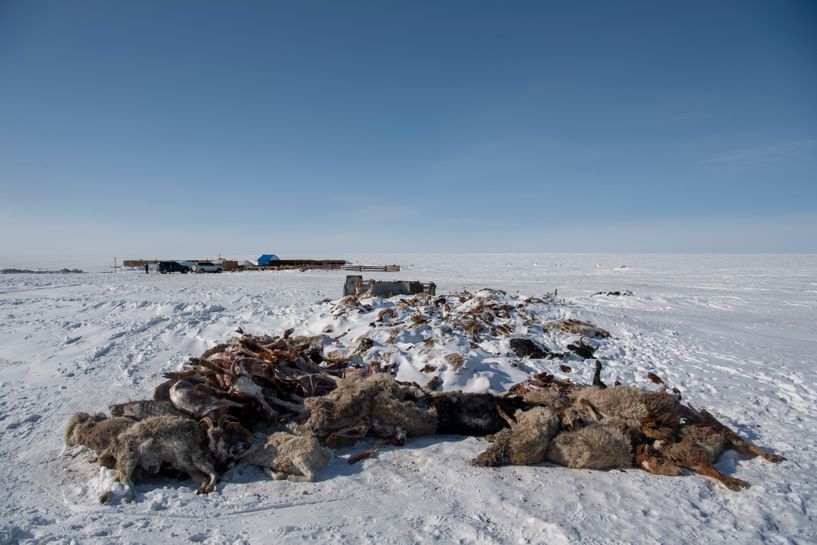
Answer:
158, 261, 191, 274
192, 261, 223, 273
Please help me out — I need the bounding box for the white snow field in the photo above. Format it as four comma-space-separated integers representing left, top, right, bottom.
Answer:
0, 253, 815, 545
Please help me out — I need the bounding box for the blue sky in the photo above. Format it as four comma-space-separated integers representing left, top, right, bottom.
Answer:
1, 0, 815, 255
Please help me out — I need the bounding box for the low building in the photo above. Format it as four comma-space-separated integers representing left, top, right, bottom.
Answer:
257, 254, 280, 266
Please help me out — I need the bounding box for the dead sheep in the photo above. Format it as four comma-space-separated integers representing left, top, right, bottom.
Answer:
97, 416, 218, 501
64, 412, 137, 455
472, 406, 560, 467
560, 389, 785, 488
545, 422, 635, 470
109, 400, 184, 420
243, 431, 332, 482
369, 389, 438, 438
547, 318, 610, 339
303, 373, 437, 445
520, 387, 572, 412
542, 387, 678, 471
570, 386, 681, 432
303, 373, 394, 437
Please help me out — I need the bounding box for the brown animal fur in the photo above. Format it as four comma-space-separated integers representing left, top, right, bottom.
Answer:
545, 422, 634, 470
647, 425, 749, 491
153, 379, 175, 401
64, 412, 137, 454
681, 404, 785, 463
635, 444, 683, 476
200, 416, 254, 465
472, 406, 559, 467
304, 373, 437, 442
303, 374, 390, 434
522, 387, 571, 410
571, 386, 681, 430
369, 392, 437, 437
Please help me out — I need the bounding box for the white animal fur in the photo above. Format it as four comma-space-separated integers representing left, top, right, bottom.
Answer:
244, 431, 332, 482
97, 416, 217, 501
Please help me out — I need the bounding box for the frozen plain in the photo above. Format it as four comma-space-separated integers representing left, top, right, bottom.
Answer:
0, 253, 815, 545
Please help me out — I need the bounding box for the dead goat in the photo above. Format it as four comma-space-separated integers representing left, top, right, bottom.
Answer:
430, 391, 529, 436
680, 404, 785, 463
200, 415, 255, 466
97, 416, 218, 501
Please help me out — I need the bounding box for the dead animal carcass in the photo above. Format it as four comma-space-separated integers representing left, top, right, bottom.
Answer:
97, 416, 218, 501
303, 373, 437, 447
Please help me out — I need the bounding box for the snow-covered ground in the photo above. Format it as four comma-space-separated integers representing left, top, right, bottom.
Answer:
1, 254, 815, 544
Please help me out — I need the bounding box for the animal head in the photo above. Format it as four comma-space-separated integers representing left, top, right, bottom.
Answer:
200, 415, 254, 462
559, 405, 595, 431
64, 412, 106, 446
513, 406, 558, 431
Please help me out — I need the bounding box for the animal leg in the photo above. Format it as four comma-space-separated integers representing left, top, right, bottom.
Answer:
635, 445, 681, 476
112, 459, 137, 503
693, 407, 785, 463
265, 468, 287, 480
693, 463, 750, 491
290, 457, 317, 482
185, 459, 218, 495
728, 438, 786, 463
592, 360, 607, 389
496, 406, 516, 428
191, 459, 218, 495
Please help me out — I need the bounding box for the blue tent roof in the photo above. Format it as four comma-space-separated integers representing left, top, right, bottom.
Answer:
257, 254, 280, 263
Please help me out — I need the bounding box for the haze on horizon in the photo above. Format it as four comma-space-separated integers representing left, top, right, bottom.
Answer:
1, 0, 815, 255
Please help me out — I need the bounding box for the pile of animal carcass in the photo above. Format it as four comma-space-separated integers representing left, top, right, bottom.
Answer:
64, 288, 785, 503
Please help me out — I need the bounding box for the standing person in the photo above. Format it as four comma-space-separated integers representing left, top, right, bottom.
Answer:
144, 263, 149, 274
